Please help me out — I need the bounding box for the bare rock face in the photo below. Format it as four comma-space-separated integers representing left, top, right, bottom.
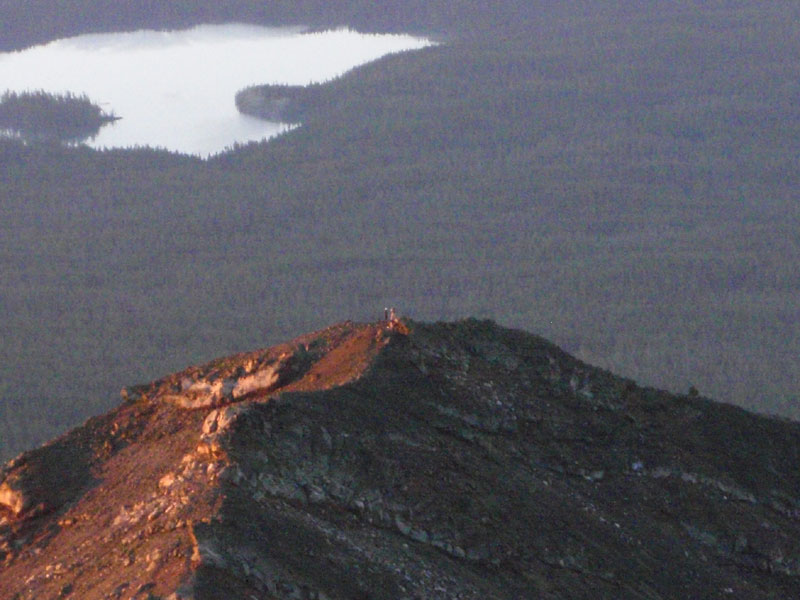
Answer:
0, 424, 98, 520
162, 355, 289, 409
0, 481, 23, 516
2, 319, 800, 599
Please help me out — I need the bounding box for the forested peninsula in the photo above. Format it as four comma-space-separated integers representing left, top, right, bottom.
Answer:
235, 84, 336, 123
1, 1, 799, 461
0, 90, 118, 143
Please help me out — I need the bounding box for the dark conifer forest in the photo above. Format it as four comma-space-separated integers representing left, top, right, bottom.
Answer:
0, 90, 117, 142
1, 1, 799, 460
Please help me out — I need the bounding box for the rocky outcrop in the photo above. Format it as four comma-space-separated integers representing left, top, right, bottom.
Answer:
161, 353, 292, 409
0, 481, 23, 515
0, 434, 96, 519
2, 318, 800, 599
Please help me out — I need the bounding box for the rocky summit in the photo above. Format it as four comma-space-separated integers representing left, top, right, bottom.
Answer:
1, 319, 800, 599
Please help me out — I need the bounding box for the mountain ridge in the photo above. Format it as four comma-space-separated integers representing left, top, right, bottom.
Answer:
2, 318, 800, 599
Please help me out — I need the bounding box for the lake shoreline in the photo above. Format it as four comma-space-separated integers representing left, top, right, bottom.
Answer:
0, 24, 431, 156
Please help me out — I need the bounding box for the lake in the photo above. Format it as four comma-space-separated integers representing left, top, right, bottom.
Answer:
0, 24, 431, 156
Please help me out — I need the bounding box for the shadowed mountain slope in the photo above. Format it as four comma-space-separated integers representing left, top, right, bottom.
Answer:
1, 319, 799, 599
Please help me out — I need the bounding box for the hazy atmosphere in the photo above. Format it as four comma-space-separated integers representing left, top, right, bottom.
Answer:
1, 0, 799, 461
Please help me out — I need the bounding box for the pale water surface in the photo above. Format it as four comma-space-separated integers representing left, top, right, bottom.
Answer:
0, 24, 431, 156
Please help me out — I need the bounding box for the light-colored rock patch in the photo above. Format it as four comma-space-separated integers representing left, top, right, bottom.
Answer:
0, 480, 24, 515
232, 365, 281, 399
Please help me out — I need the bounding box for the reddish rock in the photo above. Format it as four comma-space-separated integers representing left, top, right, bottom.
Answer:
2, 319, 800, 599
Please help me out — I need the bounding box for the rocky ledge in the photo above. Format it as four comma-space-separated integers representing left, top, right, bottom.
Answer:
1, 318, 799, 599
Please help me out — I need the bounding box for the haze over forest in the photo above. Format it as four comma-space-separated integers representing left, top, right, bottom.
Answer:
1, 0, 799, 461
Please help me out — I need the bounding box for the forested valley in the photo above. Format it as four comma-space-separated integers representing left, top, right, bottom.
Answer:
1, 1, 799, 460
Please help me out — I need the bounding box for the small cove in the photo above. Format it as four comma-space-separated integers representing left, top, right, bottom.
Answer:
0, 24, 431, 156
